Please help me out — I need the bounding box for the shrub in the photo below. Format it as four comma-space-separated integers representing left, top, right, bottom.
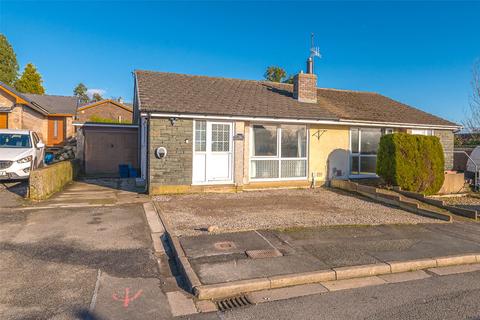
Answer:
377, 133, 445, 195
88, 115, 132, 124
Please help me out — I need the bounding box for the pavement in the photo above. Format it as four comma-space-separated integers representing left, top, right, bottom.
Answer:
186, 270, 480, 320
180, 222, 480, 285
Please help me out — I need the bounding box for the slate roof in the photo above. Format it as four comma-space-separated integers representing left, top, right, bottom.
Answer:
24, 93, 78, 115
135, 70, 458, 128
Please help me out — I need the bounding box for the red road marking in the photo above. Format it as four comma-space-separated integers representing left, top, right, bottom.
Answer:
112, 288, 143, 308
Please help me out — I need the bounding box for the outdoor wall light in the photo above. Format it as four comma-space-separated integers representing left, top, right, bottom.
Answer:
155, 147, 167, 159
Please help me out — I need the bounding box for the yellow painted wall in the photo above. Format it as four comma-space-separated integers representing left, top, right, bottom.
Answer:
308, 125, 350, 184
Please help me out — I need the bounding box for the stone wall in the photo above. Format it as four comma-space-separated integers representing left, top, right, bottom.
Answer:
434, 130, 454, 170
149, 118, 193, 193
29, 160, 80, 200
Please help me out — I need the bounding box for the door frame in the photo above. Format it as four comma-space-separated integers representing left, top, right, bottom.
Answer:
192, 119, 234, 185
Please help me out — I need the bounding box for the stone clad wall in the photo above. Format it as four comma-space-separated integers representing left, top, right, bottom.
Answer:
434, 130, 454, 170
149, 118, 193, 193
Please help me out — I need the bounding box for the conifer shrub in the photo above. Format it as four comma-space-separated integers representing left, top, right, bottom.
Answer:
377, 133, 444, 195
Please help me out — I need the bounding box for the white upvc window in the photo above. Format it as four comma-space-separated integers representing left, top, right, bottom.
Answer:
350, 128, 382, 176
250, 124, 308, 181
411, 129, 433, 136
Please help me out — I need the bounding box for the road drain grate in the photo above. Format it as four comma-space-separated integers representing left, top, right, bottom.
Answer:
216, 295, 252, 311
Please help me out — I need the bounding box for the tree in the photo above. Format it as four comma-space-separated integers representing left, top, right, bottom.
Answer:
464, 60, 480, 140
73, 83, 89, 103
283, 75, 294, 84
264, 66, 287, 83
14, 63, 45, 94
92, 92, 103, 102
0, 34, 19, 85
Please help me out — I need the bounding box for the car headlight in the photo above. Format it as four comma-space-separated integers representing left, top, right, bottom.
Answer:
17, 156, 33, 164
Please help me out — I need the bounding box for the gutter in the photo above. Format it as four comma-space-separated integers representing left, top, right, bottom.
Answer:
140, 112, 460, 131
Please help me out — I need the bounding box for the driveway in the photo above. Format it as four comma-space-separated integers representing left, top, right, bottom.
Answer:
0, 182, 172, 320
0, 181, 28, 209
156, 188, 441, 236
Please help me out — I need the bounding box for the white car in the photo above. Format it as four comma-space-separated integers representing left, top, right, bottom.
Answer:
0, 129, 45, 180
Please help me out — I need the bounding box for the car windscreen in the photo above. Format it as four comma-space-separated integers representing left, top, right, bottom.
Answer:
0, 134, 32, 148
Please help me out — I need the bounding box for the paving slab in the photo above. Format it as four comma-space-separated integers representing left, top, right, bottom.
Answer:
246, 283, 328, 304
379, 270, 431, 283
180, 231, 273, 259
428, 264, 480, 276
195, 300, 218, 313
178, 222, 480, 289
321, 276, 386, 292
193, 252, 327, 284
165, 291, 197, 317
93, 273, 170, 320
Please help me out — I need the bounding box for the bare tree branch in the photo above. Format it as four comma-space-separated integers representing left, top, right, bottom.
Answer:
462, 60, 480, 144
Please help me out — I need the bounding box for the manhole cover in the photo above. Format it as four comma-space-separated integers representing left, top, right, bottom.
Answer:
245, 249, 283, 259
214, 241, 236, 250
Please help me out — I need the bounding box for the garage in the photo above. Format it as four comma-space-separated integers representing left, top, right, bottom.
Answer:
76, 123, 138, 177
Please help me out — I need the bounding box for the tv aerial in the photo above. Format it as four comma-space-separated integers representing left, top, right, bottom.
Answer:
310, 33, 322, 59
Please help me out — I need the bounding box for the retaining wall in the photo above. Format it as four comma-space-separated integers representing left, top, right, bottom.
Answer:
29, 160, 80, 200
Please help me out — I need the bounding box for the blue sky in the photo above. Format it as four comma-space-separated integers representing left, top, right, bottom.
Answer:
1, 1, 479, 123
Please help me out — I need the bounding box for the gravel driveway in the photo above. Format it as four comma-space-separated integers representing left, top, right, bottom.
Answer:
155, 188, 440, 236
441, 195, 480, 211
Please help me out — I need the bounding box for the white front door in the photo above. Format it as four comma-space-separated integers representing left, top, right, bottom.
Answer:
193, 120, 233, 184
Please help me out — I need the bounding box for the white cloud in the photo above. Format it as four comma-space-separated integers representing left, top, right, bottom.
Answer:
86, 88, 106, 98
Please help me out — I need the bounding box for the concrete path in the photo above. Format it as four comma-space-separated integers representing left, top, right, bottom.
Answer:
180, 222, 480, 285
0, 182, 173, 320
19, 178, 149, 210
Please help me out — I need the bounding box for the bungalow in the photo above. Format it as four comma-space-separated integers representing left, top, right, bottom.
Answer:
75, 99, 133, 123
0, 81, 77, 146
133, 68, 460, 194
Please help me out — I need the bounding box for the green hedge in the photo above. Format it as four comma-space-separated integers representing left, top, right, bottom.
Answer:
376, 133, 445, 195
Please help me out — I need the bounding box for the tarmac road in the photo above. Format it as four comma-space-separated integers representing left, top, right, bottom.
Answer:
186, 270, 480, 320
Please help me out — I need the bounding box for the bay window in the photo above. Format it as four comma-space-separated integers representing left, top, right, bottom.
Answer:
250, 124, 307, 180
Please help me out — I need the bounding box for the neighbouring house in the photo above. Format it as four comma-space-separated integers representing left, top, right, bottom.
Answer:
73, 99, 136, 176
0, 81, 77, 146
133, 67, 460, 194
75, 99, 133, 123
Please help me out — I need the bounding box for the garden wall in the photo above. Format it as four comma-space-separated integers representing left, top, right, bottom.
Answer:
29, 160, 80, 200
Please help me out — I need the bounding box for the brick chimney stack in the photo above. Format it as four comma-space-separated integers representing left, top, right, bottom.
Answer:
293, 72, 317, 103
293, 59, 317, 103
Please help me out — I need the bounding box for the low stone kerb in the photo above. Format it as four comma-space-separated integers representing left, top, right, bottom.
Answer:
333, 263, 391, 280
